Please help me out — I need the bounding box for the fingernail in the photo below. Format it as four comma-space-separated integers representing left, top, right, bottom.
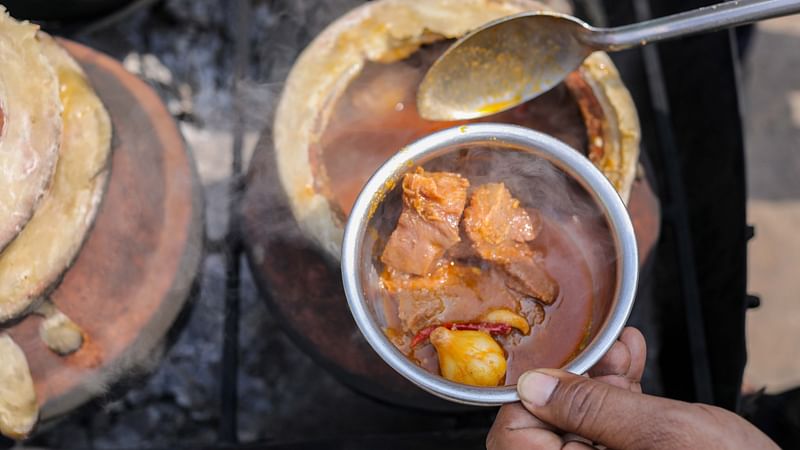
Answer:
518, 371, 559, 407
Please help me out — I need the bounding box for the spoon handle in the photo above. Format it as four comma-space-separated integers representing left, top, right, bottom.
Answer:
586, 0, 800, 51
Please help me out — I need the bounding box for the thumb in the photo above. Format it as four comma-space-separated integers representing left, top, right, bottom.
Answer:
517, 369, 680, 449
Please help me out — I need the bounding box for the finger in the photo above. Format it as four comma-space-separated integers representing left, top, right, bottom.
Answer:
487, 404, 562, 450
562, 441, 596, 450
619, 327, 646, 382
495, 402, 555, 431
563, 432, 593, 445
587, 338, 631, 378
516, 369, 689, 449
590, 374, 637, 392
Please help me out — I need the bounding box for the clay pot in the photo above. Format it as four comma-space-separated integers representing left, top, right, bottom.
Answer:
272, 0, 641, 260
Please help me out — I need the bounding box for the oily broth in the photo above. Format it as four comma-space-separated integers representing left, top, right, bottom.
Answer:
314, 40, 589, 217
503, 215, 595, 384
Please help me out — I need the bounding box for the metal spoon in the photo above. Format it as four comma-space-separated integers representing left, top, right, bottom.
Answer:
418, 0, 800, 121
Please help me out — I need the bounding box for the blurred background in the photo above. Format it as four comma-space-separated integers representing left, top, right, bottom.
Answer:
742, 14, 800, 395
0, 0, 798, 448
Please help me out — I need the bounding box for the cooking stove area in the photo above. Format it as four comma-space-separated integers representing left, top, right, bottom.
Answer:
0, 0, 776, 448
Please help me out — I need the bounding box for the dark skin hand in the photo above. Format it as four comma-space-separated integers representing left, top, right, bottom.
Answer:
487, 327, 779, 449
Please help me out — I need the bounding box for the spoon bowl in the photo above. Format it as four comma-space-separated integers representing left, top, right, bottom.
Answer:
341, 123, 639, 405
417, 12, 592, 121
418, 0, 800, 121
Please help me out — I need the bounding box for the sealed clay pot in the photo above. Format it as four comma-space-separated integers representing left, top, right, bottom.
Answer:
273, 0, 641, 260
0, 8, 203, 437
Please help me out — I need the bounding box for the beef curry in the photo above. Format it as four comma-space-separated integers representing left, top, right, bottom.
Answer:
379, 168, 594, 386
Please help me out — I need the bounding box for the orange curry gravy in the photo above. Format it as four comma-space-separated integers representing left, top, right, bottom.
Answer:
312, 40, 590, 217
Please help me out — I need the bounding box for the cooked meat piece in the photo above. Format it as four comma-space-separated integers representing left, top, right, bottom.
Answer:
398, 294, 445, 334
381, 169, 469, 275
443, 235, 479, 261
520, 298, 546, 326
385, 264, 520, 332
503, 259, 559, 304
381, 264, 462, 293
384, 264, 465, 332
463, 183, 558, 304
463, 183, 541, 264
384, 327, 410, 351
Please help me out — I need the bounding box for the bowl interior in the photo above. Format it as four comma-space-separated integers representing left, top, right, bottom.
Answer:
347, 130, 633, 404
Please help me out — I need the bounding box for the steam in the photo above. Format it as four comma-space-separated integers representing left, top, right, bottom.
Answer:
72, 336, 168, 402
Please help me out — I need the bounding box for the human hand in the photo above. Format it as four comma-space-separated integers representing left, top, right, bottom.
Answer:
486, 327, 778, 449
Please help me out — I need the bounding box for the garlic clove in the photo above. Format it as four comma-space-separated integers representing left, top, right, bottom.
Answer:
430, 327, 507, 387
480, 308, 531, 335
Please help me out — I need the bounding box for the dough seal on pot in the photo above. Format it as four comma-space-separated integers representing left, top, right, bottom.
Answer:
0, 8, 62, 251
0, 33, 112, 322
0, 334, 38, 440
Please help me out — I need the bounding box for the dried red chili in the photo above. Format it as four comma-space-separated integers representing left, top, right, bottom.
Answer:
410, 322, 513, 348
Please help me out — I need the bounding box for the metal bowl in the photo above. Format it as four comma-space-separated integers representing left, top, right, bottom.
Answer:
341, 123, 638, 405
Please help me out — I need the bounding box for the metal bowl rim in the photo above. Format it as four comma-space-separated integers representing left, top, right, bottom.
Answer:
341, 123, 638, 405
